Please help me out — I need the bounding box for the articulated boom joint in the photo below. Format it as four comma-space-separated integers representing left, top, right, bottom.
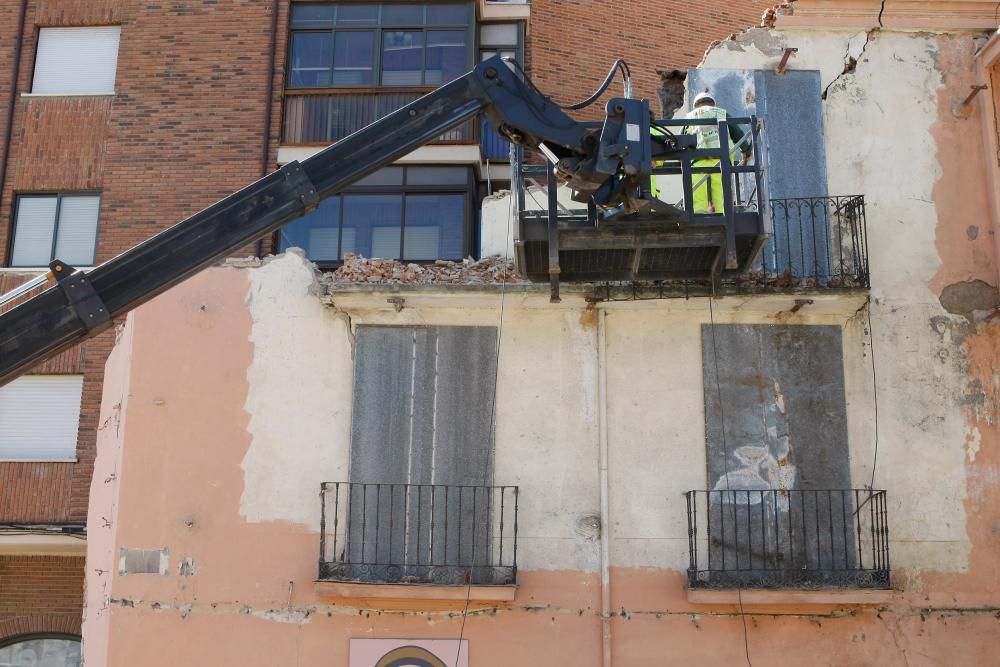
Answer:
50, 260, 111, 333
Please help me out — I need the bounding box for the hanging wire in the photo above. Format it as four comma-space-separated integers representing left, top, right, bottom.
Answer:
865, 297, 881, 489
707, 296, 754, 667
453, 158, 515, 667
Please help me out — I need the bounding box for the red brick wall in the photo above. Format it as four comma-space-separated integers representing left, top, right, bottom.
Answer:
526, 0, 762, 119
0, 0, 279, 523
0, 556, 84, 640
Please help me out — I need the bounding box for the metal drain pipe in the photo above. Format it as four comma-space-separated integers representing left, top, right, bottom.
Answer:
598, 307, 612, 667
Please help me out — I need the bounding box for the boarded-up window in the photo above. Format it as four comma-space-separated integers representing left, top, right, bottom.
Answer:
32, 26, 121, 94
346, 326, 497, 578
0, 375, 83, 460
686, 68, 830, 276
701, 324, 853, 580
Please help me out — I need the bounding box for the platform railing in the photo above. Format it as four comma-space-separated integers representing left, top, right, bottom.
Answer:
319, 482, 518, 585
685, 488, 890, 590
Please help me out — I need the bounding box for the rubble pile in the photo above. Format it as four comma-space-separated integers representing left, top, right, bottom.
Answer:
326, 254, 521, 285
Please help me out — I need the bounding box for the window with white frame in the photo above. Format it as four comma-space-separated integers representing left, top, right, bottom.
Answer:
9, 194, 101, 267
0, 375, 83, 461
32, 26, 121, 95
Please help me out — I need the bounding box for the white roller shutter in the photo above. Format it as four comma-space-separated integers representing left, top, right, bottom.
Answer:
10, 197, 57, 266
53, 195, 101, 265
32, 26, 121, 94
0, 375, 83, 460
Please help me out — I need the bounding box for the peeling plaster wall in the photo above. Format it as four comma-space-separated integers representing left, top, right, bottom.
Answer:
241, 249, 352, 528
85, 249, 1000, 665
83, 24, 1000, 666
701, 26, 998, 578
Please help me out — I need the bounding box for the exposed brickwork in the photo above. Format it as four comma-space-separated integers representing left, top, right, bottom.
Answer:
526, 0, 762, 119
0, 556, 84, 641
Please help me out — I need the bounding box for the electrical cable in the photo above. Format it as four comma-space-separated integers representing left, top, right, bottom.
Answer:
453, 165, 514, 667
707, 296, 754, 667
866, 297, 881, 490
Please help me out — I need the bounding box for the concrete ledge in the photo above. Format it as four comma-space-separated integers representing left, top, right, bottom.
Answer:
314, 581, 517, 611
0, 534, 87, 555
277, 144, 480, 166
688, 588, 893, 607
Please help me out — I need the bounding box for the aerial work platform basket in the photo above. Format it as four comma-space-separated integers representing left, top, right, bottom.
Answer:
513, 117, 768, 301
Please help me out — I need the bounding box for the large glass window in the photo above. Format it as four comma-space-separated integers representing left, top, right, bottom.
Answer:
279, 166, 470, 264
288, 3, 472, 88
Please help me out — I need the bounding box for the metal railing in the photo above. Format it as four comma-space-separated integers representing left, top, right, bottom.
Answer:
685, 489, 890, 590
319, 482, 518, 585
587, 194, 869, 300
753, 195, 870, 289
283, 90, 476, 145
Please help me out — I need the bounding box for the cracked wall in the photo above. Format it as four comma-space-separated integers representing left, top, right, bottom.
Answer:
81, 22, 1000, 667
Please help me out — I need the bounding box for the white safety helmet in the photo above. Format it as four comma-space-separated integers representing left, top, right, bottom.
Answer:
693, 91, 716, 107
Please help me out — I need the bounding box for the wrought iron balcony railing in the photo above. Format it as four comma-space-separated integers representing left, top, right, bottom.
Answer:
283, 90, 476, 145
319, 482, 518, 586
752, 195, 870, 290
685, 489, 890, 590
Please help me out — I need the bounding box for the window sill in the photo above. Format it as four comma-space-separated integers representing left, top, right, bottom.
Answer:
21, 92, 115, 98
314, 580, 517, 611
687, 588, 893, 608
277, 144, 481, 166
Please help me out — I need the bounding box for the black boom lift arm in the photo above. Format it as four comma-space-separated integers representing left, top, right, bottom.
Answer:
0, 56, 698, 388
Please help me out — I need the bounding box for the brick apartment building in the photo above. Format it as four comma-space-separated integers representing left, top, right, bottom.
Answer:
0, 0, 761, 661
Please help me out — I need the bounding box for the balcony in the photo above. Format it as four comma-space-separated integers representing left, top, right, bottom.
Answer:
751, 195, 869, 290
283, 89, 477, 145
319, 482, 518, 586
685, 489, 890, 590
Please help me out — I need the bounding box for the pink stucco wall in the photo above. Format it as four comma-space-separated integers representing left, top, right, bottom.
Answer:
79, 260, 1000, 666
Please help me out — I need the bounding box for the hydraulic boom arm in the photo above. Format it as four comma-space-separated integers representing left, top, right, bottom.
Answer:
0, 55, 690, 387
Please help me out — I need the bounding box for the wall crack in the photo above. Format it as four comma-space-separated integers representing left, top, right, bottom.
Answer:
822, 29, 879, 100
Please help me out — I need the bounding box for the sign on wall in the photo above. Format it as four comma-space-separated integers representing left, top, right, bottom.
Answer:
350, 639, 469, 667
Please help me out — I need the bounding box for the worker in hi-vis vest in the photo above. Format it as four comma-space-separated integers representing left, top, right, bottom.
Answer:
685, 90, 748, 214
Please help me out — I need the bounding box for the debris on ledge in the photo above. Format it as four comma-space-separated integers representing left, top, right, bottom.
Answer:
325, 254, 521, 286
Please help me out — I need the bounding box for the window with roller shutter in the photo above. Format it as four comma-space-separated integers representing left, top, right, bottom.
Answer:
8, 194, 101, 268
31, 26, 121, 95
0, 375, 83, 461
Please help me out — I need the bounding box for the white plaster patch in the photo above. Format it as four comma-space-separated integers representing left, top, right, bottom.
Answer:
241, 251, 353, 527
